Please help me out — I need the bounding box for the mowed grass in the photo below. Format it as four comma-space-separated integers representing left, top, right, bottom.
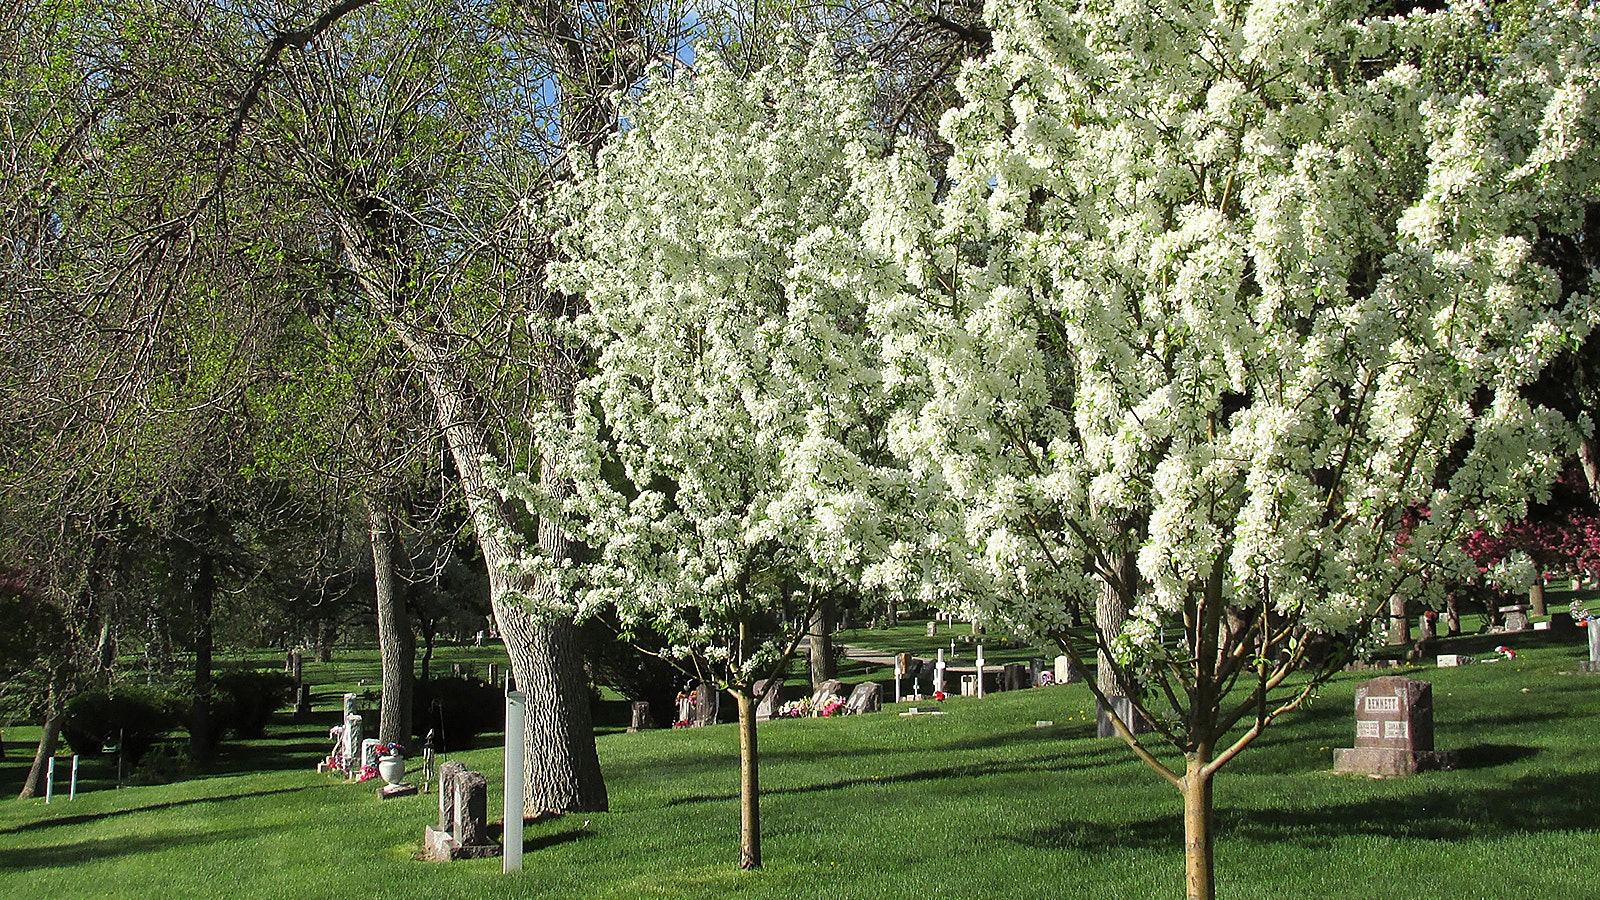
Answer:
1, 632, 1597, 900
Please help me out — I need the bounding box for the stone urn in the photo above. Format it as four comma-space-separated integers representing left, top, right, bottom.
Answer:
377, 755, 406, 786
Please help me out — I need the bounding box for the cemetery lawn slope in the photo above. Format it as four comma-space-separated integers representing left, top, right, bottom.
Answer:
2, 641, 1598, 899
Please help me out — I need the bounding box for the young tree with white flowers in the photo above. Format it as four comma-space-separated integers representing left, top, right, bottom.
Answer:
502, 45, 919, 870
877, 1, 1600, 897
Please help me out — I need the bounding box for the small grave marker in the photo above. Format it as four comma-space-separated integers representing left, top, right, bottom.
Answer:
844, 681, 882, 715
1333, 676, 1456, 776
1581, 620, 1600, 674
1498, 604, 1531, 632
628, 701, 653, 732
753, 679, 785, 723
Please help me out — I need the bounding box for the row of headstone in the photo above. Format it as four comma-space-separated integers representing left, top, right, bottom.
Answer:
423, 761, 501, 860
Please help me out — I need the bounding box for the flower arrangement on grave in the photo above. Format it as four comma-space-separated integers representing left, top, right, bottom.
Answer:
1494, 645, 1517, 660
776, 698, 813, 718
932, 690, 946, 701
1035, 672, 1054, 687
817, 698, 846, 717
374, 741, 405, 759
671, 718, 690, 728
357, 764, 378, 782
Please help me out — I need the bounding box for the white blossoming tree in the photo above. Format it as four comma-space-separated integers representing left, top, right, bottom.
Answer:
509, 45, 917, 870
879, 1, 1600, 897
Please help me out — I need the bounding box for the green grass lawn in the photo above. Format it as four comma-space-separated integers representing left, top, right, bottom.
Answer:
1, 631, 1597, 899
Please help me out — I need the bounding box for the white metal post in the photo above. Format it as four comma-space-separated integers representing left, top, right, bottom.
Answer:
69, 755, 79, 800
503, 691, 526, 873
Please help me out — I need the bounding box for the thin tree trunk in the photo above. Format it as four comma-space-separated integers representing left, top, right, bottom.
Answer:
808, 592, 836, 689
1445, 593, 1461, 636
190, 551, 215, 763
18, 705, 64, 800
1182, 751, 1216, 900
885, 598, 898, 627
369, 498, 414, 745
736, 688, 761, 870
1530, 580, 1547, 618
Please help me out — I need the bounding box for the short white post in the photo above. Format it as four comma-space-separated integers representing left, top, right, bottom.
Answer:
503, 690, 526, 874
45, 756, 54, 803
976, 644, 986, 699
69, 755, 79, 801
935, 648, 946, 696
893, 656, 903, 704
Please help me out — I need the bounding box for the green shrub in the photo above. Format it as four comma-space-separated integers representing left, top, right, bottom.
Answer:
125, 742, 193, 785
61, 686, 184, 763
212, 671, 295, 740
412, 675, 500, 751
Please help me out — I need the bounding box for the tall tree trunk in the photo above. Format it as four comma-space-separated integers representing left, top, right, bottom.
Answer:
736, 688, 761, 870
369, 498, 414, 745
885, 597, 898, 627
1182, 750, 1216, 900
349, 238, 607, 814
1530, 579, 1547, 618
190, 551, 215, 763
18, 696, 64, 800
1445, 593, 1462, 636
808, 592, 836, 689
1097, 555, 1136, 696
1581, 434, 1600, 504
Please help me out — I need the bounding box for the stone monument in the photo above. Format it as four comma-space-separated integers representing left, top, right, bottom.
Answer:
1333, 675, 1457, 776
423, 761, 502, 861
1581, 620, 1600, 674
844, 681, 882, 715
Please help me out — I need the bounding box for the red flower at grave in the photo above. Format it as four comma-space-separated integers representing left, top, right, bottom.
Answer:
933, 690, 946, 701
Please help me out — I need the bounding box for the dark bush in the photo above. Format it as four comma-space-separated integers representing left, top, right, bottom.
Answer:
212, 671, 296, 740
62, 686, 184, 763
412, 675, 501, 751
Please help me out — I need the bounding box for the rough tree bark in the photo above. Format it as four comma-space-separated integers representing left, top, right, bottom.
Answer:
369, 497, 414, 745
17, 701, 64, 800
807, 592, 836, 689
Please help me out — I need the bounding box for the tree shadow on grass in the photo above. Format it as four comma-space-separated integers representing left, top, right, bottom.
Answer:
0, 785, 316, 836
0, 825, 273, 871
659, 745, 1128, 809
1008, 770, 1596, 852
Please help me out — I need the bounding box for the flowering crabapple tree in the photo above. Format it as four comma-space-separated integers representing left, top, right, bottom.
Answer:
499, 45, 917, 871
876, 0, 1600, 897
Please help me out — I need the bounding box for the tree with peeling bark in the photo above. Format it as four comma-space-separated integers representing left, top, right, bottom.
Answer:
876, 1, 1600, 897
506, 45, 917, 869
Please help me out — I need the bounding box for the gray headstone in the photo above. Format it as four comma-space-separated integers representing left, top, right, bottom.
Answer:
1499, 604, 1531, 632
1583, 620, 1600, 673
844, 682, 882, 714
455, 769, 489, 847
1095, 695, 1152, 738
692, 681, 720, 726
628, 701, 653, 732
926, 622, 938, 637
754, 679, 785, 722
438, 761, 466, 829
809, 679, 845, 709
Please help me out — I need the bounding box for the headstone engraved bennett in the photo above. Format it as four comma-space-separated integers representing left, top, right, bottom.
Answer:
1333, 676, 1456, 776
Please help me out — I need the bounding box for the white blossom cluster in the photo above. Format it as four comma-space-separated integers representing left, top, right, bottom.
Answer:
504, 0, 1600, 674
501, 46, 928, 677
884, 0, 1600, 652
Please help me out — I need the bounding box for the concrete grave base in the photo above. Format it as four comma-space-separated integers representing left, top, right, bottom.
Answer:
1333, 747, 1458, 777
378, 782, 417, 799
423, 824, 502, 861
